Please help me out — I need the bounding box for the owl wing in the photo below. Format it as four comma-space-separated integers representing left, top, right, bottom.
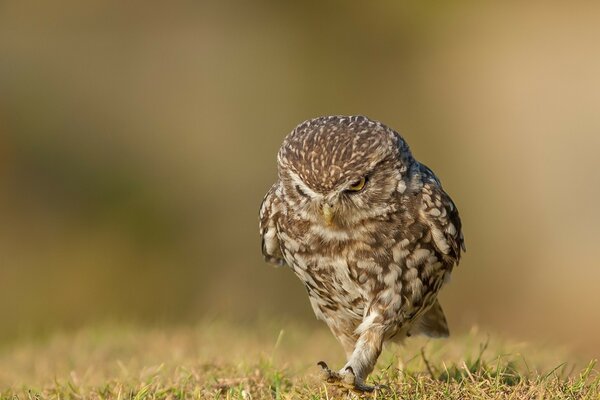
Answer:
409, 299, 450, 338
259, 183, 286, 266
417, 163, 465, 266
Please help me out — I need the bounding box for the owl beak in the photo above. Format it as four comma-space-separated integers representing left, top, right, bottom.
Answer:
322, 203, 334, 225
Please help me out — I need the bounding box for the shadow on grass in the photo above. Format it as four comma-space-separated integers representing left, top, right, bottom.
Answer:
432, 341, 522, 386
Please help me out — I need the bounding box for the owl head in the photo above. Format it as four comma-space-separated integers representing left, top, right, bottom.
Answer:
277, 116, 414, 229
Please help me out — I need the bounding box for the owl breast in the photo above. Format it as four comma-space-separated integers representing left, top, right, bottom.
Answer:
277, 205, 450, 339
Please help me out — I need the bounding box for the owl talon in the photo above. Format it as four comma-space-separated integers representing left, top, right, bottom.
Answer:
351, 381, 388, 393
317, 361, 342, 383
342, 367, 356, 386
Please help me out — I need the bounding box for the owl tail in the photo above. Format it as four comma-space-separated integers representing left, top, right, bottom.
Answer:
410, 299, 450, 338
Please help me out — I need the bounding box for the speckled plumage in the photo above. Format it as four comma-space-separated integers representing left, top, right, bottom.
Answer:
259, 115, 465, 391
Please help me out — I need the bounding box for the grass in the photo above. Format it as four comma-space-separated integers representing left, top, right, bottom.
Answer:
0, 321, 598, 399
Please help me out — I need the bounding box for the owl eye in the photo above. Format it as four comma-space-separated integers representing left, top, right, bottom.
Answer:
295, 184, 309, 198
347, 176, 367, 192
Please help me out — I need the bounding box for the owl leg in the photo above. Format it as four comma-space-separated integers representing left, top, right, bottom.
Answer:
340, 323, 386, 392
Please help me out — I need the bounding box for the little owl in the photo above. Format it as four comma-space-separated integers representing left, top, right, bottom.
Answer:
259, 116, 465, 392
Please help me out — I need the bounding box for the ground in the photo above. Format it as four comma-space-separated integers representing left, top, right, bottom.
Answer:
0, 321, 598, 399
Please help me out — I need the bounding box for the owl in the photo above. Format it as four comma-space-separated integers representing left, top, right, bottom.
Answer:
259, 116, 465, 392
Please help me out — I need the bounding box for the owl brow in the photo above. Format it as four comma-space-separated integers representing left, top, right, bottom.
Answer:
288, 170, 319, 197
346, 156, 386, 183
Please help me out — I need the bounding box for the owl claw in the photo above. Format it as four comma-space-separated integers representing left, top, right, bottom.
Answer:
317, 361, 342, 383
343, 367, 378, 393
318, 363, 387, 393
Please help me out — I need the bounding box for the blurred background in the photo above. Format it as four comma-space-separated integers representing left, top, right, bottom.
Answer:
1, 1, 599, 357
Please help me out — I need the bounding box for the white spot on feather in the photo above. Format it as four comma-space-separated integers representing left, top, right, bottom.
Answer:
264, 228, 279, 254
407, 248, 430, 268
404, 267, 418, 281
429, 208, 441, 217
431, 227, 450, 254
355, 312, 379, 335
392, 239, 410, 262
384, 266, 399, 286
447, 223, 457, 236
278, 231, 300, 252
397, 179, 407, 193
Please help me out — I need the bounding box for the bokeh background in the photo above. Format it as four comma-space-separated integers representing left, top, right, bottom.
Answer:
1, 1, 599, 357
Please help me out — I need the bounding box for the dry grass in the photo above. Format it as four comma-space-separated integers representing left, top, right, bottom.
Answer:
0, 321, 598, 399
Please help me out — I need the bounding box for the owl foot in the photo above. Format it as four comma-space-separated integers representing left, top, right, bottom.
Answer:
317, 362, 387, 393
317, 361, 343, 384
342, 366, 388, 393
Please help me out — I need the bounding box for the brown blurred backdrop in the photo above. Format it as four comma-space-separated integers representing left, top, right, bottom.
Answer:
1, 1, 599, 357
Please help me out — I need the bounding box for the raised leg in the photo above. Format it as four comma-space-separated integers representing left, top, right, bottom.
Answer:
318, 318, 387, 392
341, 323, 385, 392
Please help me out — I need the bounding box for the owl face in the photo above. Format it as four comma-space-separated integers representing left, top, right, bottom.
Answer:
277, 116, 412, 229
